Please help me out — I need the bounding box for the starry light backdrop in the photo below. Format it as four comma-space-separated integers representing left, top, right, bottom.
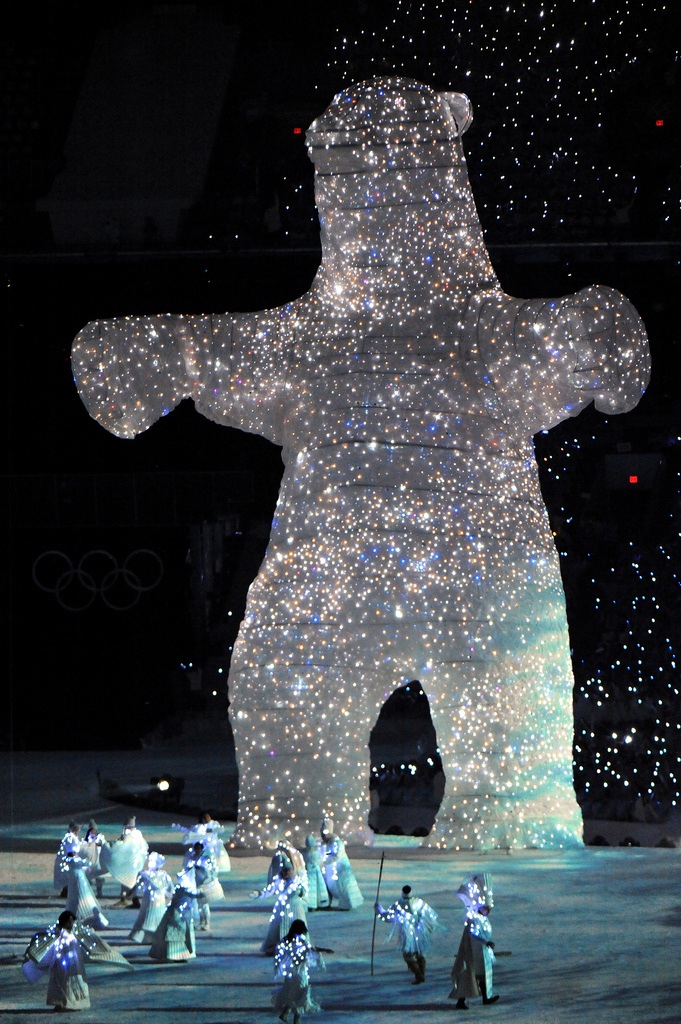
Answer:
536, 415, 681, 823
324, 0, 676, 243
72, 71, 650, 849
576, 543, 681, 820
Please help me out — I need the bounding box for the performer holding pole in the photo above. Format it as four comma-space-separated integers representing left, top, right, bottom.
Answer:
374, 884, 439, 985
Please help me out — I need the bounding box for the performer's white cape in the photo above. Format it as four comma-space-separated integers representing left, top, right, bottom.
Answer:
100, 830, 148, 889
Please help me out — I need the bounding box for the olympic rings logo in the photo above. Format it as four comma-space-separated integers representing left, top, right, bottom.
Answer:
32, 549, 164, 612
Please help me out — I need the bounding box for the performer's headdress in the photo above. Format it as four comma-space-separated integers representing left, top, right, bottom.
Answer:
148, 852, 165, 870
274, 840, 293, 868
124, 815, 136, 828
276, 839, 306, 879
456, 872, 493, 911
306, 77, 473, 176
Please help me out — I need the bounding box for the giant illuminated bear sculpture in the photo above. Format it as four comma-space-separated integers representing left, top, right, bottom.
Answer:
72, 78, 650, 849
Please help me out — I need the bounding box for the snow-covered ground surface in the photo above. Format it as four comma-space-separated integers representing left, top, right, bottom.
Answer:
1, 753, 680, 1022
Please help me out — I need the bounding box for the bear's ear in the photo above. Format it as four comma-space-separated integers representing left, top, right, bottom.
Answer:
438, 92, 473, 136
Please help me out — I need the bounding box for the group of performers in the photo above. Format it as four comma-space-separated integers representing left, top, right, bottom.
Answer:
251, 823, 365, 958
373, 873, 498, 1010
27, 813, 232, 1010
26, 815, 499, 1015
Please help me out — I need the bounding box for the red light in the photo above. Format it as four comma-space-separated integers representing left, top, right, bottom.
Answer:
293, 127, 302, 134
655, 119, 663, 126
629, 475, 638, 484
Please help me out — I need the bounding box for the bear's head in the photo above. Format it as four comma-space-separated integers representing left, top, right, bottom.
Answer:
306, 76, 472, 176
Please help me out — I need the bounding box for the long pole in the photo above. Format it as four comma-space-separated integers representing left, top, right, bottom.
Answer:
370, 850, 385, 976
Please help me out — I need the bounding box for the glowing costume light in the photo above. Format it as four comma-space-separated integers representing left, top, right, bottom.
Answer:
450, 872, 498, 1006
72, 77, 650, 850
64, 853, 109, 930
172, 814, 231, 872
375, 885, 439, 984
53, 823, 81, 892
251, 872, 309, 956
180, 844, 224, 930
149, 884, 197, 961
273, 927, 323, 1020
23, 916, 132, 1010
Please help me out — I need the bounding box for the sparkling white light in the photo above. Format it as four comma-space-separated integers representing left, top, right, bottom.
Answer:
325, 2, 673, 243
72, 78, 650, 850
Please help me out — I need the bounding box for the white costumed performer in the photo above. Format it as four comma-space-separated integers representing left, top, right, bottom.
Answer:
450, 872, 499, 1008
129, 852, 174, 943
273, 920, 324, 1023
319, 824, 363, 910
22, 910, 132, 1011
149, 884, 197, 962
80, 820, 108, 897
53, 822, 80, 894
101, 816, 149, 905
64, 852, 109, 929
181, 842, 224, 930
172, 812, 231, 872
252, 866, 309, 956
302, 835, 329, 911
375, 884, 439, 984
72, 76, 650, 851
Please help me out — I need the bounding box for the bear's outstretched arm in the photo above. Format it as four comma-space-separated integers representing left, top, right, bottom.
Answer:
467, 285, 650, 434
72, 309, 291, 443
